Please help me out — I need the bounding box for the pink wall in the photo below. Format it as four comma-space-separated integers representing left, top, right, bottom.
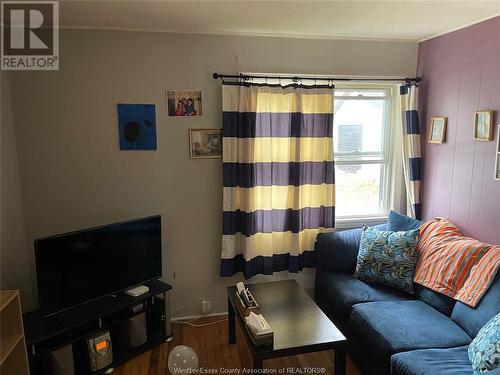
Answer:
417, 16, 500, 244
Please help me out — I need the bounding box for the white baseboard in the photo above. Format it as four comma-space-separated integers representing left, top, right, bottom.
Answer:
171, 311, 228, 322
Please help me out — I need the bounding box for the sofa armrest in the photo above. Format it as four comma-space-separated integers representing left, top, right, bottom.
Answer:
315, 224, 387, 274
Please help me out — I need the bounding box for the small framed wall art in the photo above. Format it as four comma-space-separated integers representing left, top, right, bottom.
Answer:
473, 110, 494, 141
167, 90, 203, 117
428, 116, 447, 144
188, 129, 222, 159
495, 125, 500, 181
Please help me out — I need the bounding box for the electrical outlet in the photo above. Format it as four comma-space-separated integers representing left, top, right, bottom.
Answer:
199, 300, 212, 315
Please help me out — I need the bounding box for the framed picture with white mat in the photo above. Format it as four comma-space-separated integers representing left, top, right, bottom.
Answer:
495, 124, 500, 181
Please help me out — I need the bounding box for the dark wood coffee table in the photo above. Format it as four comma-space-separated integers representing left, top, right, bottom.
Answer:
227, 279, 347, 373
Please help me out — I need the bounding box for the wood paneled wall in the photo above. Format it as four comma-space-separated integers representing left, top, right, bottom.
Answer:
417, 16, 500, 244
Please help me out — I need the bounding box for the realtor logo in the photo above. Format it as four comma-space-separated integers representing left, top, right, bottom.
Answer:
1, 0, 59, 70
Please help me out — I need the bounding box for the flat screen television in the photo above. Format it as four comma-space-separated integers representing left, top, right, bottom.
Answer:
35, 215, 162, 316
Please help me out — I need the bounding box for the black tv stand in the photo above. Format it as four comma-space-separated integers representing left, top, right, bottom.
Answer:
23, 280, 172, 375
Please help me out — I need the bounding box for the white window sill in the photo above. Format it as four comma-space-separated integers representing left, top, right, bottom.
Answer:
335, 216, 387, 230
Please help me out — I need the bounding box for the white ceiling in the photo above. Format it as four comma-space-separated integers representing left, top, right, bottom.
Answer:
60, 0, 500, 42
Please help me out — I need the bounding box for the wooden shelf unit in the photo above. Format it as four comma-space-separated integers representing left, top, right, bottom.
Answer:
0, 290, 30, 375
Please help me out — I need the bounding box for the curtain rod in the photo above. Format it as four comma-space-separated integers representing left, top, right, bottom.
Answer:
212, 73, 420, 85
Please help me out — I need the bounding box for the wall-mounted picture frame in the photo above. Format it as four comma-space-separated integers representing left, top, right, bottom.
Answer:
495, 125, 500, 181
167, 90, 203, 117
428, 116, 447, 144
188, 129, 222, 159
117, 104, 157, 150
473, 110, 494, 141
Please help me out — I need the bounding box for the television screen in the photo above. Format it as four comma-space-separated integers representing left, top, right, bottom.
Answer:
35, 215, 162, 316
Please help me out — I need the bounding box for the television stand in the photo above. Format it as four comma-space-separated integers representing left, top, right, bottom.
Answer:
23, 280, 172, 375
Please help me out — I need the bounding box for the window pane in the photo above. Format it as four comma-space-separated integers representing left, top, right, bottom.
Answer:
335, 89, 387, 97
334, 99, 385, 153
335, 163, 383, 217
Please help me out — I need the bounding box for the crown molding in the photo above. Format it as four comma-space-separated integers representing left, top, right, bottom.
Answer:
58, 24, 419, 43
418, 13, 500, 43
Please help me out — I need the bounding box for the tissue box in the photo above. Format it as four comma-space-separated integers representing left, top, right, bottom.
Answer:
245, 322, 274, 347
244, 314, 274, 347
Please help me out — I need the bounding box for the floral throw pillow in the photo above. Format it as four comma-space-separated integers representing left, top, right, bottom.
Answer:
354, 226, 420, 294
468, 313, 500, 375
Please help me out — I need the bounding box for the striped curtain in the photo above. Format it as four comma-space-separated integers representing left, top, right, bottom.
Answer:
220, 82, 335, 278
400, 84, 422, 219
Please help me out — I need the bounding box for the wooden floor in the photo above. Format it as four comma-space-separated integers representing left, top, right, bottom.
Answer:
113, 316, 362, 375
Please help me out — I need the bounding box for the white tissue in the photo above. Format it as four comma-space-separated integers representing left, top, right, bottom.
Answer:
245, 312, 273, 335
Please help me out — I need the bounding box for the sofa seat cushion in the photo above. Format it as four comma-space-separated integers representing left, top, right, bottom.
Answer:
349, 300, 472, 374
391, 346, 473, 375
316, 272, 413, 324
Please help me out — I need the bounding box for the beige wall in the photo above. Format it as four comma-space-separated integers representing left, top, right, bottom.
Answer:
0, 72, 35, 310
6, 30, 417, 316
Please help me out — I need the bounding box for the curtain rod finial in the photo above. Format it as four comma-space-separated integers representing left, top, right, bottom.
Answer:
213, 73, 220, 80
405, 76, 421, 85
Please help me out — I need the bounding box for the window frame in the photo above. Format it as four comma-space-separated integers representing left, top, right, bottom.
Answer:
333, 84, 395, 225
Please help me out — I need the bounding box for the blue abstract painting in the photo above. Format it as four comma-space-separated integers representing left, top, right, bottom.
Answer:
117, 104, 157, 150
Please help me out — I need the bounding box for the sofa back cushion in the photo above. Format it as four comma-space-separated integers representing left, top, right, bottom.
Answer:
455, 249, 500, 307
415, 284, 456, 316
414, 219, 499, 307
315, 224, 387, 274
387, 210, 423, 231
451, 272, 500, 338
387, 213, 455, 314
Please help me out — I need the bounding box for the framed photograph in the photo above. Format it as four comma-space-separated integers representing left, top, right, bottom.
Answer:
167, 90, 203, 117
188, 129, 222, 159
473, 111, 494, 141
117, 104, 157, 150
428, 117, 447, 144
495, 125, 500, 181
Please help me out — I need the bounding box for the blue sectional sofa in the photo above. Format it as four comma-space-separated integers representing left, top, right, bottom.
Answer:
314, 225, 500, 375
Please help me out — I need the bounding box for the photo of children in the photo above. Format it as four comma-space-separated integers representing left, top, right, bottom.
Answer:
167, 90, 203, 117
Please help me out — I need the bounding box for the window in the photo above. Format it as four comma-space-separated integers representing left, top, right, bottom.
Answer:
239, 73, 399, 223
334, 86, 393, 221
